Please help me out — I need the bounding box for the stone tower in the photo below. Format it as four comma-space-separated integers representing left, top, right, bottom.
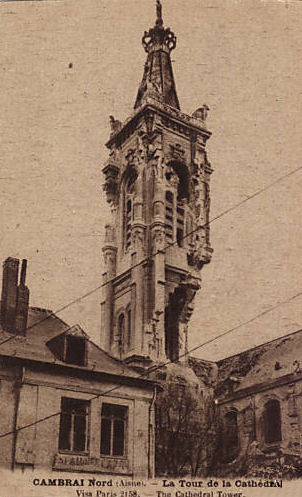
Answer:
101, 1, 213, 369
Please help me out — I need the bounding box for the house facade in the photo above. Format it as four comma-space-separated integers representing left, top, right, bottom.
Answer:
0, 257, 156, 477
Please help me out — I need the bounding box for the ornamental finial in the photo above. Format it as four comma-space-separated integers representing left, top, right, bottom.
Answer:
142, 0, 176, 54
156, 0, 163, 27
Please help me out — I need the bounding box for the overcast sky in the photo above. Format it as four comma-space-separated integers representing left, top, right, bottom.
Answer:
1, 0, 301, 361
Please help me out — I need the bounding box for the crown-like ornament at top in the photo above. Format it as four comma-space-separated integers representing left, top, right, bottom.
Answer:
142, 0, 177, 54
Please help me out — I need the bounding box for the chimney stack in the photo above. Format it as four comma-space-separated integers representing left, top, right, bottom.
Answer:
1, 257, 30, 335
20, 258, 27, 286
0, 258, 19, 332
15, 259, 30, 335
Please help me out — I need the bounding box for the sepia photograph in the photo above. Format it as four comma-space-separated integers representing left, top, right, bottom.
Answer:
0, 0, 301, 495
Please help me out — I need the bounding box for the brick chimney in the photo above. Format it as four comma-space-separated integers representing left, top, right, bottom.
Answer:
1, 257, 19, 332
0, 257, 30, 335
15, 259, 30, 335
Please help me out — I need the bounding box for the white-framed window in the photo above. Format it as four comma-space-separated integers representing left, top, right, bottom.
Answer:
58, 397, 89, 453
100, 403, 128, 457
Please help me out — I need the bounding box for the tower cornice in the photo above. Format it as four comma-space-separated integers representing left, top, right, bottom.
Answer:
106, 101, 211, 150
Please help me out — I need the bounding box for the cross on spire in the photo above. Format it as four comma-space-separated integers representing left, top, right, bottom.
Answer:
156, 0, 163, 27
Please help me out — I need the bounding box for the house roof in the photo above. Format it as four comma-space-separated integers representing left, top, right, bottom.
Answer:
0, 305, 150, 384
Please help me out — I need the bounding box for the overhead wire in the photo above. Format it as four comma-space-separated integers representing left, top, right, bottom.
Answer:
0, 164, 301, 440
0, 289, 301, 440
0, 163, 301, 349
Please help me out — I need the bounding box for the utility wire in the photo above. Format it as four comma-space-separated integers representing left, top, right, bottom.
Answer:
0, 164, 300, 441
0, 289, 301, 440
0, 163, 301, 350
179, 291, 302, 360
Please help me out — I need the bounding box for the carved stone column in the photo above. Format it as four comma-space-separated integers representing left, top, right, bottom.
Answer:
150, 168, 166, 360
101, 224, 117, 352
129, 168, 146, 357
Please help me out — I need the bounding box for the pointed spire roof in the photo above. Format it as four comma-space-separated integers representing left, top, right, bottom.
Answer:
134, 0, 180, 110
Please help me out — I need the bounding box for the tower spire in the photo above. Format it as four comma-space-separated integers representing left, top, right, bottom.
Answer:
134, 0, 180, 110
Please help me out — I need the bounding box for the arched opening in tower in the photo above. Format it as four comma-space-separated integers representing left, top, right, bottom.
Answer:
167, 160, 190, 202
165, 160, 190, 248
122, 166, 138, 250
164, 285, 187, 362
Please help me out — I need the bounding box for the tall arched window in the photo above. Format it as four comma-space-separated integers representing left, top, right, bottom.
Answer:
126, 199, 132, 250
176, 205, 184, 247
126, 305, 131, 349
117, 313, 125, 355
170, 161, 189, 201
165, 191, 174, 244
263, 399, 282, 443
165, 161, 189, 248
223, 410, 239, 462
124, 168, 137, 251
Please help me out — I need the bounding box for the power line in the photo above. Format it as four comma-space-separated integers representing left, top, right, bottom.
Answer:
181, 291, 302, 359
0, 163, 301, 350
0, 288, 301, 440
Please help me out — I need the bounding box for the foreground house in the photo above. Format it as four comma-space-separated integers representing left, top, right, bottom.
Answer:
0, 257, 156, 477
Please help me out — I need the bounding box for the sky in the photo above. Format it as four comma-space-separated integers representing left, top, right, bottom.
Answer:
0, 0, 301, 361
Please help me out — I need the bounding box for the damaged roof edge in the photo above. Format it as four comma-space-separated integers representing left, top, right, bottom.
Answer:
217, 327, 302, 365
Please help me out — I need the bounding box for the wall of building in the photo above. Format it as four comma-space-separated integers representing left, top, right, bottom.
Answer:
218, 379, 302, 474
216, 330, 302, 475
0, 365, 19, 469
0, 359, 154, 478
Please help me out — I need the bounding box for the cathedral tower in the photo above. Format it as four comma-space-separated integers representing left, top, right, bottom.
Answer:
101, 1, 213, 369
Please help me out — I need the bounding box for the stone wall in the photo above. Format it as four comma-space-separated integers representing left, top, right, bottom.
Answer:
215, 329, 302, 477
